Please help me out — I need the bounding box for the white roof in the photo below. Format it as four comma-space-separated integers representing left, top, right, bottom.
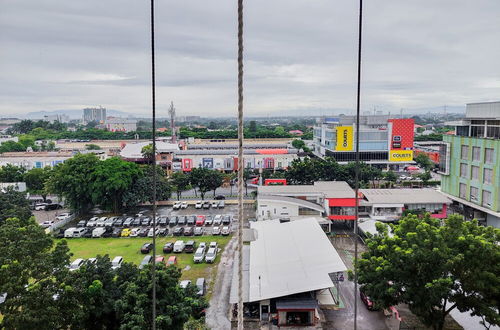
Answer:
258, 181, 354, 198
361, 188, 451, 205
358, 219, 393, 237
248, 219, 347, 302
120, 141, 179, 159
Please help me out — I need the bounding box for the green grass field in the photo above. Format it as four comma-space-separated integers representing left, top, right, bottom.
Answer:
60, 235, 232, 282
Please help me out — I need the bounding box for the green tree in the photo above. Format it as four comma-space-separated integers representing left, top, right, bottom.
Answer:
23, 167, 53, 201
249, 120, 257, 133
123, 165, 171, 206
0, 188, 32, 225
418, 170, 432, 184
414, 152, 434, 171
0, 164, 26, 182
383, 170, 398, 188
141, 144, 156, 164
190, 168, 223, 200
0, 140, 25, 153
292, 139, 306, 151
47, 153, 100, 213
355, 214, 500, 330
91, 157, 142, 213
170, 172, 191, 200
85, 144, 102, 150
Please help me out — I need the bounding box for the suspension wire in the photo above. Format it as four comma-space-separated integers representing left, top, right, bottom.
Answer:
149, 0, 158, 328
353, 1, 363, 329
236, 0, 245, 329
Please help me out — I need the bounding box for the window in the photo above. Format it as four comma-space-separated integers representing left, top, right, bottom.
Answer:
460, 163, 468, 178
482, 190, 492, 207
485, 148, 494, 164
470, 186, 479, 202
330, 207, 355, 216
484, 168, 493, 184
461, 145, 469, 160
472, 147, 481, 161
459, 183, 467, 199
471, 165, 479, 180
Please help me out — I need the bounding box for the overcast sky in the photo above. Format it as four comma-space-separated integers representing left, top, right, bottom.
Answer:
1, 0, 499, 117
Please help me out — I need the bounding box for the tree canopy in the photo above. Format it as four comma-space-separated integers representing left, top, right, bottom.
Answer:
0, 164, 26, 182
190, 167, 224, 199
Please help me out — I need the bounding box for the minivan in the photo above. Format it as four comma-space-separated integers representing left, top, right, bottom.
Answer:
173, 240, 185, 253
92, 227, 106, 238
72, 227, 87, 238
64, 227, 77, 238
111, 256, 123, 270
185, 240, 196, 253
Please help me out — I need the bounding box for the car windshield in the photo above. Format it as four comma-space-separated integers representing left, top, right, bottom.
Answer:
195, 251, 203, 257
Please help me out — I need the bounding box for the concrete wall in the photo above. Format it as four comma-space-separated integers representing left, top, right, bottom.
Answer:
257, 200, 299, 220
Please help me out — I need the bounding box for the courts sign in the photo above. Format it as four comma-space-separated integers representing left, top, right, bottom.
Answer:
389, 150, 413, 162
336, 126, 353, 151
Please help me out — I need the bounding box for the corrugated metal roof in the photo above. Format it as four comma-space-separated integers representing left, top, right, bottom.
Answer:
258, 181, 354, 198
360, 188, 451, 204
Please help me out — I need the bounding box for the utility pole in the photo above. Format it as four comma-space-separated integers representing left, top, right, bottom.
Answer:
169, 101, 176, 143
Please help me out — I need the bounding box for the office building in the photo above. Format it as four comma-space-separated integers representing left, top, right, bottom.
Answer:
106, 118, 137, 132
83, 106, 107, 124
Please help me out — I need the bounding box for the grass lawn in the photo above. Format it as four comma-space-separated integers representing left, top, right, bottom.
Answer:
60, 235, 232, 282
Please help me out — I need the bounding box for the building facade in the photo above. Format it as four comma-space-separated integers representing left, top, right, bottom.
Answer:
83, 106, 107, 124
105, 118, 137, 132
440, 101, 500, 227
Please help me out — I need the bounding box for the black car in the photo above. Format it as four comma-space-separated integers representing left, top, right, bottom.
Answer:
141, 243, 153, 254
177, 216, 187, 226
158, 228, 168, 236
102, 227, 113, 238
138, 228, 149, 237
82, 230, 93, 238
222, 215, 231, 225
54, 229, 65, 239
159, 217, 168, 226
77, 220, 87, 227
186, 216, 196, 226
112, 228, 123, 237
132, 218, 141, 226
45, 203, 63, 210
184, 240, 196, 253
163, 242, 174, 253
141, 217, 151, 226
184, 227, 194, 236
114, 218, 124, 227
173, 227, 185, 236
169, 216, 178, 226
214, 195, 225, 200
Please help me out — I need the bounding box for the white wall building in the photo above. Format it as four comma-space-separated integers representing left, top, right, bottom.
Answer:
0, 135, 18, 145
106, 118, 137, 132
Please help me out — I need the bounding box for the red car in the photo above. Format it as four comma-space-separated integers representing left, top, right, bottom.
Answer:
195, 215, 205, 226
360, 288, 376, 311
166, 256, 177, 266
155, 256, 165, 264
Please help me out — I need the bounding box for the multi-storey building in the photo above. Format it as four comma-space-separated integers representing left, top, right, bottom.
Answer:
83, 106, 107, 124
313, 115, 414, 168
105, 118, 137, 132
440, 101, 500, 227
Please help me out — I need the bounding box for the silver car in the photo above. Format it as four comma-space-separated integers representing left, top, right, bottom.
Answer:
193, 247, 205, 263
212, 226, 221, 235
205, 248, 217, 263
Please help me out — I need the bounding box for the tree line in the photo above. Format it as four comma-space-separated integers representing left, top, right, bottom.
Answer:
0, 188, 206, 329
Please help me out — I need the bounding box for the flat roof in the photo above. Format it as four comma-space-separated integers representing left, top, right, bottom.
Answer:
120, 141, 179, 159
258, 195, 325, 213
258, 181, 354, 198
360, 188, 451, 205
248, 219, 347, 302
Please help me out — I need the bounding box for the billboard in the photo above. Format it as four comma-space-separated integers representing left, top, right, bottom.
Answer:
172, 162, 182, 171
336, 126, 354, 151
389, 150, 413, 162
202, 158, 213, 169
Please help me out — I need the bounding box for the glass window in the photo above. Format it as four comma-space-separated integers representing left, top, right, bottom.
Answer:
460, 163, 468, 178
461, 145, 469, 160
485, 148, 494, 164
482, 190, 492, 207
484, 168, 493, 184
470, 186, 479, 202
470, 126, 485, 137
471, 165, 479, 180
459, 183, 467, 199
472, 147, 481, 161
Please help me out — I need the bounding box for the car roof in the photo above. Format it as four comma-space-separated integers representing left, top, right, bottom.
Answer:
167, 256, 176, 260
196, 278, 205, 285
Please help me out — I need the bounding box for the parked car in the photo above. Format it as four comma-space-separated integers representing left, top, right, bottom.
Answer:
82, 230, 93, 238
45, 203, 63, 210
173, 227, 185, 236
202, 201, 211, 209
163, 242, 174, 253
76, 220, 87, 227
195, 215, 205, 226
111, 256, 123, 270
205, 215, 213, 226
69, 258, 85, 272
40, 220, 54, 228
138, 227, 149, 237
104, 217, 116, 227
173, 201, 182, 210
34, 203, 48, 211
121, 228, 132, 237
195, 201, 203, 209
87, 258, 97, 265
158, 227, 168, 236
54, 229, 65, 239
139, 255, 153, 269
360, 287, 377, 310
132, 218, 141, 226
148, 228, 161, 237
141, 217, 151, 226
123, 217, 134, 227
214, 195, 225, 200
199, 242, 207, 250
166, 256, 178, 266
212, 226, 221, 235
194, 227, 204, 236
185, 240, 196, 253
169, 216, 178, 226
103, 227, 113, 238
196, 278, 206, 296
209, 242, 218, 249
56, 212, 72, 221
64, 227, 77, 238
193, 247, 205, 263
187, 216, 196, 226
86, 217, 99, 227
222, 215, 231, 225
213, 215, 222, 226
159, 217, 168, 226
96, 217, 108, 227
180, 202, 188, 209
114, 217, 124, 227
205, 248, 217, 263
129, 227, 141, 237
141, 243, 153, 254
92, 227, 106, 238
112, 227, 123, 237
73, 227, 88, 238
179, 280, 191, 289
221, 226, 231, 236
184, 227, 194, 236
155, 256, 165, 264
177, 216, 187, 226
218, 200, 225, 208
173, 240, 185, 253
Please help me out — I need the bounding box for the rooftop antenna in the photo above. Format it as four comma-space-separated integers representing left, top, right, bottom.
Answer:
169, 101, 177, 143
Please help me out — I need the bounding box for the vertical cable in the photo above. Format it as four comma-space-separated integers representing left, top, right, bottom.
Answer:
353, 1, 363, 330
236, 0, 245, 329
149, 0, 158, 328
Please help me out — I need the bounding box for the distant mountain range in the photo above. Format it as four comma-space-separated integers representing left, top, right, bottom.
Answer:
25, 109, 135, 120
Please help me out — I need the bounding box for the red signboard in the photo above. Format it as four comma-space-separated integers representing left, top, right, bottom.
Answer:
388, 119, 415, 150
182, 158, 192, 172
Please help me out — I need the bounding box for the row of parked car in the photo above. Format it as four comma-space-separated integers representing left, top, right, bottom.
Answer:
144, 241, 219, 264
172, 199, 225, 210
69, 256, 124, 272
75, 214, 232, 228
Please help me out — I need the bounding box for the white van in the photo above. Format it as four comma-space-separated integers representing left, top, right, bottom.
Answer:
111, 256, 123, 270
72, 228, 87, 238
173, 240, 185, 253
92, 227, 106, 238
64, 227, 77, 238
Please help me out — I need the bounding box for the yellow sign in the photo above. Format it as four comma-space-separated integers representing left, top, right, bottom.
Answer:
336, 126, 353, 151
389, 150, 413, 162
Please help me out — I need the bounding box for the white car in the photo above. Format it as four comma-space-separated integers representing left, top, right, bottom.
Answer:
111, 256, 123, 270
69, 258, 85, 271
195, 201, 203, 209
205, 248, 217, 263
193, 247, 205, 263
173, 201, 182, 210
212, 226, 221, 235
209, 241, 218, 249
34, 203, 47, 211
211, 201, 219, 208
86, 217, 99, 227
129, 228, 141, 237
96, 217, 108, 227
213, 215, 222, 226
221, 226, 231, 236
40, 220, 54, 228
180, 202, 188, 209
104, 217, 116, 227
56, 213, 72, 221
179, 280, 191, 289
64, 227, 77, 238
147, 228, 160, 237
